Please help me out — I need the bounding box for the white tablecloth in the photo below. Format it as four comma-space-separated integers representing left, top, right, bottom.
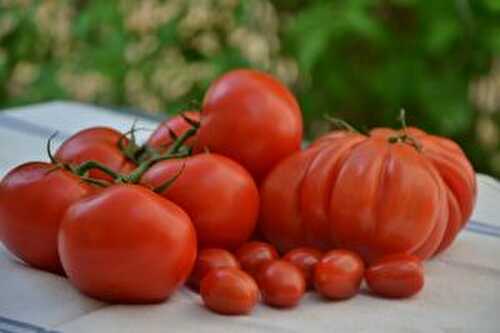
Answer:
0, 102, 499, 333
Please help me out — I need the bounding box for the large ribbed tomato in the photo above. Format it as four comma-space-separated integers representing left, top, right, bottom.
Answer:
260, 127, 476, 263
196, 69, 303, 182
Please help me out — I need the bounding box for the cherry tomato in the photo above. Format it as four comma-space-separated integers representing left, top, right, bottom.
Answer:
58, 184, 197, 303
196, 69, 303, 182
283, 247, 322, 289
235, 241, 279, 276
55, 127, 136, 181
0, 162, 92, 273
189, 248, 240, 290
365, 254, 424, 298
141, 153, 259, 250
147, 111, 200, 154
314, 249, 364, 300
200, 267, 259, 315
256, 260, 305, 308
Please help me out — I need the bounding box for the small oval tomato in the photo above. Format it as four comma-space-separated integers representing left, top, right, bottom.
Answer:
196, 69, 303, 182
55, 127, 136, 181
58, 184, 197, 303
314, 249, 364, 300
189, 248, 240, 290
0, 162, 92, 273
365, 254, 424, 299
200, 267, 259, 315
147, 111, 200, 153
141, 153, 259, 250
283, 247, 322, 289
256, 260, 305, 308
235, 241, 279, 276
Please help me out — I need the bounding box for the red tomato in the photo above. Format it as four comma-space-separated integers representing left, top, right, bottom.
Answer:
189, 248, 240, 290
314, 249, 364, 300
283, 247, 322, 289
260, 127, 477, 262
256, 260, 305, 308
147, 111, 200, 153
235, 241, 279, 276
55, 127, 136, 181
141, 153, 259, 250
365, 254, 424, 298
196, 69, 303, 182
0, 162, 92, 273
200, 267, 259, 315
58, 184, 197, 303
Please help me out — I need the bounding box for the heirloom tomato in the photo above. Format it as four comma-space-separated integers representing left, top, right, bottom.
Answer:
260, 127, 476, 263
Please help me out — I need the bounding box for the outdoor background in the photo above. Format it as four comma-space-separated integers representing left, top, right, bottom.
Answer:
1, 0, 500, 178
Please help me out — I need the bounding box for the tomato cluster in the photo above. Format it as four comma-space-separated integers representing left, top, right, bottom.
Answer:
0, 69, 476, 314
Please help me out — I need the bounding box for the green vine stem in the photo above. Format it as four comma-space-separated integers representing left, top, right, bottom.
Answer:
127, 151, 189, 184
324, 115, 361, 134
388, 109, 422, 151
74, 160, 125, 181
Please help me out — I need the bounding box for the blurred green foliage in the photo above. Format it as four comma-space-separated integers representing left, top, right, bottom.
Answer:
1, 0, 500, 177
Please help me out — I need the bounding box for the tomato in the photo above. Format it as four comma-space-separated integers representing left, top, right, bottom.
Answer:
55, 127, 136, 181
58, 184, 196, 303
196, 69, 303, 182
256, 260, 305, 308
313, 249, 364, 300
0, 162, 92, 273
189, 248, 240, 290
260, 127, 477, 262
235, 241, 279, 276
200, 267, 259, 315
147, 111, 200, 154
141, 153, 259, 250
283, 247, 322, 289
365, 254, 424, 298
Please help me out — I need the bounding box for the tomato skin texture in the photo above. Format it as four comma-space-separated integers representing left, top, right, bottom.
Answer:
141, 153, 259, 250
260, 128, 477, 262
0, 162, 92, 273
283, 247, 322, 289
189, 248, 240, 290
365, 254, 424, 299
256, 260, 305, 308
58, 184, 197, 303
235, 241, 279, 276
147, 111, 200, 153
200, 267, 259, 315
197, 69, 303, 182
55, 127, 136, 181
314, 250, 364, 300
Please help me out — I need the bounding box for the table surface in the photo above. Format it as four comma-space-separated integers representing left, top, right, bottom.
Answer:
0, 102, 499, 333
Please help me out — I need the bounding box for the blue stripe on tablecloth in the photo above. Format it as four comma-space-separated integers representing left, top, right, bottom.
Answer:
467, 221, 500, 238
0, 114, 70, 139
0, 316, 59, 332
